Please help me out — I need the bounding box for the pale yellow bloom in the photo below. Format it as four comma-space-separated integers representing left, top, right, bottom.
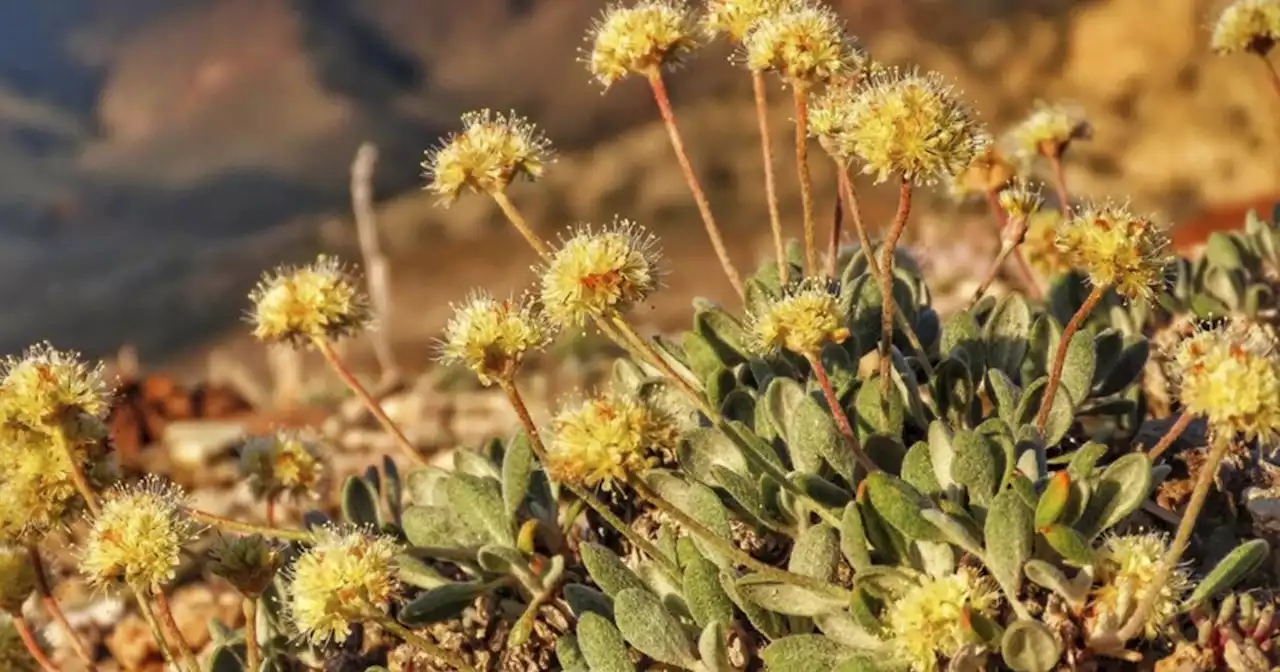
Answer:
587, 1, 700, 88
1087, 533, 1189, 640
545, 391, 680, 490
997, 179, 1045, 221
0, 343, 111, 428
702, 0, 790, 42
1007, 102, 1090, 161
239, 431, 326, 501
1212, 0, 1280, 55
80, 477, 199, 592
885, 568, 1000, 672
1055, 203, 1172, 301
539, 219, 662, 326
1174, 323, 1280, 440
288, 527, 400, 644
249, 255, 372, 346
438, 292, 554, 385
1022, 209, 1071, 277
748, 278, 848, 356
423, 110, 552, 204
743, 1, 861, 86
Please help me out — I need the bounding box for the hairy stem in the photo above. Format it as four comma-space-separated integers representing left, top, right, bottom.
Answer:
1047, 152, 1071, 212
806, 354, 878, 474
827, 178, 843, 279
970, 215, 1032, 306
498, 380, 681, 577
793, 85, 818, 276
153, 589, 199, 672
28, 547, 96, 669
53, 423, 100, 516
646, 68, 744, 298
243, 597, 261, 672
12, 615, 58, 672
753, 70, 788, 286
1146, 409, 1196, 461
983, 189, 1041, 299
1035, 284, 1108, 431
878, 179, 914, 399
367, 610, 476, 672
188, 509, 313, 542
313, 338, 426, 466
491, 190, 553, 261
134, 593, 178, 671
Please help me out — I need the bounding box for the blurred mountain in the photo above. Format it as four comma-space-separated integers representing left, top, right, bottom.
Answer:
0, 0, 1275, 363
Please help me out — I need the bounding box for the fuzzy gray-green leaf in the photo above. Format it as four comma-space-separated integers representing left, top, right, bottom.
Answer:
986, 369, 1022, 425
985, 489, 1034, 594
401, 505, 487, 550
556, 635, 591, 672
341, 475, 381, 528
1042, 524, 1096, 566
564, 584, 614, 621
788, 393, 845, 476
1060, 331, 1096, 405
840, 503, 873, 571
400, 581, 493, 626
1185, 539, 1271, 608
735, 575, 847, 616
984, 293, 1032, 374
502, 432, 535, 516
614, 588, 697, 667
1001, 620, 1063, 672
855, 375, 905, 441
698, 621, 733, 672
684, 557, 733, 628
577, 613, 636, 672
920, 509, 984, 556
444, 473, 514, 546
789, 523, 840, 582
720, 570, 787, 639
761, 635, 861, 672
581, 543, 648, 598
1075, 453, 1153, 539
678, 427, 748, 485
951, 430, 1003, 506
863, 472, 944, 542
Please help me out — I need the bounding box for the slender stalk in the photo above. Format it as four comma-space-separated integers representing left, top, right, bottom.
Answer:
366, 610, 476, 672
629, 477, 849, 599
153, 590, 199, 672
1047, 152, 1071, 212
134, 593, 178, 671
608, 317, 716, 419
52, 423, 100, 516
1117, 437, 1232, 642
1035, 284, 1109, 431
806, 354, 877, 474
28, 547, 96, 670
313, 338, 426, 466
12, 615, 58, 672
970, 215, 1032, 306
983, 189, 1041, 299
498, 380, 680, 577
1146, 410, 1196, 461
188, 509, 313, 542
793, 84, 818, 275
1260, 55, 1280, 102
752, 70, 788, 286
243, 597, 261, 672
826, 180, 843, 279
491, 191, 552, 260
645, 68, 744, 297
878, 179, 914, 398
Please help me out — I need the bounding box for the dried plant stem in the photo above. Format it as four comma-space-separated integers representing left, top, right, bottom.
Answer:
492, 191, 553, 260
971, 215, 1032, 306
983, 189, 1041, 299
133, 593, 178, 672
752, 70, 788, 286
646, 68, 744, 298
366, 609, 476, 672
1260, 55, 1280, 102
28, 547, 96, 670
1047, 152, 1071, 211
188, 509, 313, 542
12, 615, 58, 672
313, 338, 426, 466
350, 142, 400, 384
806, 354, 878, 474
630, 477, 849, 599
498, 379, 680, 577
53, 424, 100, 516
1146, 410, 1196, 461
1117, 437, 1232, 642
152, 590, 199, 672
878, 179, 914, 399
1035, 283, 1109, 431
793, 85, 818, 276
243, 597, 261, 672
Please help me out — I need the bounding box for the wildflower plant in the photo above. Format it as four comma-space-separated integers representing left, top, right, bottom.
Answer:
1212, 0, 1280, 101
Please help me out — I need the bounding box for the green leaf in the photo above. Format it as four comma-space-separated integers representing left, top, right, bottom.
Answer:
643, 471, 734, 567
985, 369, 1022, 425
556, 635, 591, 672
405, 467, 450, 507
901, 441, 942, 496
735, 575, 847, 616
1185, 539, 1271, 608
444, 474, 514, 546
678, 427, 748, 485
698, 621, 733, 672
920, 509, 983, 556
477, 544, 526, 574
502, 431, 536, 516
788, 392, 847, 478
453, 448, 501, 480
984, 293, 1032, 374
855, 375, 905, 441
400, 505, 486, 550
613, 588, 697, 667
1066, 442, 1109, 480
1023, 560, 1089, 610
951, 430, 1003, 506
577, 613, 636, 672
790, 523, 840, 582
789, 471, 852, 509
764, 377, 808, 445
840, 503, 873, 571
1001, 620, 1063, 672
564, 584, 614, 621
1075, 453, 1153, 539
341, 476, 381, 528
394, 553, 451, 589
400, 581, 491, 626
864, 472, 944, 542
1034, 472, 1073, 530
985, 489, 1034, 594
941, 310, 985, 371
761, 635, 861, 672
694, 304, 751, 366
1060, 331, 1096, 405
581, 543, 648, 598
684, 556, 733, 629
1041, 524, 1095, 566
720, 569, 787, 639
1015, 377, 1074, 447
814, 611, 888, 650
205, 645, 243, 672
927, 421, 958, 491
1093, 340, 1149, 397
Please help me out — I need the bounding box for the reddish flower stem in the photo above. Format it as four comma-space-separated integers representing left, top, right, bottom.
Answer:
752, 70, 788, 286
1035, 283, 1108, 432
793, 85, 818, 276
983, 188, 1041, 299
1146, 410, 1195, 461
877, 179, 913, 399
314, 338, 426, 466
807, 354, 878, 474
12, 615, 58, 672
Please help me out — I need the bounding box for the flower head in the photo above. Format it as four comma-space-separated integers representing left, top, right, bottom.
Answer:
249, 255, 372, 346
0, 343, 111, 429
587, 1, 700, 88
423, 110, 552, 204
288, 527, 400, 645
208, 534, 283, 598
1008, 102, 1091, 162
438, 292, 554, 385
1211, 0, 1280, 55
0, 616, 37, 672
80, 477, 199, 592
0, 424, 106, 544
748, 278, 848, 356
997, 179, 1045, 222
1055, 203, 1172, 301
1022, 209, 1071, 277
950, 145, 1016, 199
843, 69, 990, 185
545, 390, 680, 490
743, 1, 862, 86
702, 0, 790, 42
1087, 533, 1189, 640
1173, 322, 1280, 440
238, 431, 326, 501
808, 84, 859, 159
539, 219, 662, 327
0, 546, 35, 614
885, 567, 1000, 671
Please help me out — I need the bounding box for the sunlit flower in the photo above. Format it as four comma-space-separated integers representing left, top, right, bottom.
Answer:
748, 278, 848, 356
1087, 533, 1189, 640
743, 1, 862, 86
1022, 209, 1071, 278
249, 255, 372, 346
0, 424, 100, 544
539, 219, 663, 326
885, 568, 1000, 671
702, 0, 790, 42
1055, 203, 1172, 301
587, 1, 700, 88
1211, 0, 1280, 55
0, 343, 111, 429
1007, 102, 1090, 161
423, 110, 552, 204
288, 527, 400, 645
438, 292, 554, 385
239, 431, 326, 501
80, 477, 199, 592
997, 179, 1045, 221
545, 390, 680, 490
950, 145, 1016, 200
1174, 322, 1280, 440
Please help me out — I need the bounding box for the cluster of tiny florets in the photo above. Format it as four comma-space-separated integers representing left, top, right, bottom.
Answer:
249, 255, 372, 346
1173, 322, 1280, 440
702, 0, 790, 42
80, 477, 199, 592
743, 1, 862, 86
438, 292, 555, 385
0, 546, 35, 614
997, 178, 1045, 221
1211, 0, 1280, 55
1055, 203, 1172, 301
748, 278, 848, 356
540, 219, 663, 327
807, 84, 859, 160
0, 426, 84, 544
587, 0, 701, 88
545, 390, 681, 490
287, 527, 401, 645
208, 534, 283, 598
1007, 102, 1091, 162
423, 110, 552, 204
842, 69, 990, 185
239, 431, 326, 501
0, 343, 111, 430
1021, 209, 1071, 277
1087, 533, 1189, 640
885, 568, 1000, 672
951, 145, 1016, 199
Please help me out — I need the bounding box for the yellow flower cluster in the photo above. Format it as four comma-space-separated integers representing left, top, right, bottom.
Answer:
239, 431, 327, 501
540, 219, 663, 327
545, 390, 681, 489
1211, 0, 1280, 55
885, 567, 1000, 672
0, 343, 111, 429
288, 527, 401, 644
1055, 203, 1172, 301
1007, 102, 1090, 161
1087, 533, 1189, 640
1021, 209, 1072, 277
1174, 322, 1280, 440
439, 292, 554, 385
997, 178, 1045, 221
80, 477, 199, 592
748, 278, 848, 356
587, 0, 700, 88
702, 0, 790, 42
950, 145, 1016, 199
423, 110, 552, 204
743, 1, 861, 86
249, 255, 372, 346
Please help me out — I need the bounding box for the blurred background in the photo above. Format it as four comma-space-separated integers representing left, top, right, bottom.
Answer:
3, 0, 1277, 370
